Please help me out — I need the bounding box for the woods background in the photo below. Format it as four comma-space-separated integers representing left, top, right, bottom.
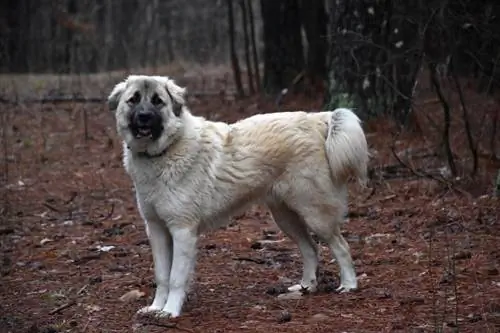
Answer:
1, 0, 499, 186
0, 2, 500, 332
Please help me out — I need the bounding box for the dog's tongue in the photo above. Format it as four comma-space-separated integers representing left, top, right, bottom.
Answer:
138, 128, 151, 135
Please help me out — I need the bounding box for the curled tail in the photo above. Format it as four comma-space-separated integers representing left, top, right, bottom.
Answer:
325, 108, 369, 186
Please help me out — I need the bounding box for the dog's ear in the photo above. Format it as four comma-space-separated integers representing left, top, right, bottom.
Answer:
107, 81, 127, 111
154, 76, 187, 116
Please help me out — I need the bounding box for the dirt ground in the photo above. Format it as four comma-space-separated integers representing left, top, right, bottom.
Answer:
1, 72, 499, 333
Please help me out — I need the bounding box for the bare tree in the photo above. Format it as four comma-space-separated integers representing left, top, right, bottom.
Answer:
324, 0, 421, 123
260, 0, 304, 93
429, 62, 457, 177
0, 0, 257, 73
299, 0, 327, 86
240, 0, 255, 94
247, 0, 261, 91
226, 0, 244, 97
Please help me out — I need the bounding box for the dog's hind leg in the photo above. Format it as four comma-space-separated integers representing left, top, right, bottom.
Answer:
268, 202, 319, 292
137, 219, 173, 314
298, 202, 357, 293
329, 230, 357, 293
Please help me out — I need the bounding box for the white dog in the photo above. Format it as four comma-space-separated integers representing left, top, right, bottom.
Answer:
108, 75, 369, 318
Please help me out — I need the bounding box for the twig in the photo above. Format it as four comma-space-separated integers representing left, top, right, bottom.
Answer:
64, 191, 78, 205
357, 194, 397, 209
77, 284, 89, 295
390, 135, 472, 198
81, 319, 91, 332
429, 61, 457, 177
97, 202, 115, 222
73, 253, 102, 265
232, 257, 267, 265
490, 108, 499, 160
43, 202, 62, 213
361, 185, 377, 202
451, 67, 478, 176
49, 299, 77, 315
1, 101, 9, 218
142, 321, 194, 333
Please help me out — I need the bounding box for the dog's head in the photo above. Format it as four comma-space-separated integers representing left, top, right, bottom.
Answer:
108, 75, 187, 156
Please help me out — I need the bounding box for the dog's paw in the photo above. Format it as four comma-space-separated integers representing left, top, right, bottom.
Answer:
335, 284, 357, 293
137, 305, 163, 315
287, 283, 317, 293
154, 310, 180, 319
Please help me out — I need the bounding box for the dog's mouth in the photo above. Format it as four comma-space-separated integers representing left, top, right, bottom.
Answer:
127, 105, 164, 141
129, 123, 164, 140
134, 126, 153, 139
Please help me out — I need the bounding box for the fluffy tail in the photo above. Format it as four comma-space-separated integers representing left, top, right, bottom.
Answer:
325, 108, 369, 186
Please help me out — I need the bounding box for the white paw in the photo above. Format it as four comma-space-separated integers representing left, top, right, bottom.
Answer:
287, 283, 317, 293
335, 284, 357, 293
137, 305, 163, 315
154, 311, 174, 318
155, 309, 180, 319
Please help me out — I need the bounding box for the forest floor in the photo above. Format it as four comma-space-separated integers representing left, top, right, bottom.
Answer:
0, 68, 499, 333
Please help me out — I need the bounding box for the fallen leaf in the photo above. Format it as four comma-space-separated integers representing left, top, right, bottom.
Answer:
96, 245, 115, 252
310, 313, 329, 322
84, 304, 102, 313
40, 238, 53, 246
119, 289, 145, 302
277, 291, 303, 300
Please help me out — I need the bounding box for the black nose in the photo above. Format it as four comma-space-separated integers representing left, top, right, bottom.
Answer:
136, 110, 154, 125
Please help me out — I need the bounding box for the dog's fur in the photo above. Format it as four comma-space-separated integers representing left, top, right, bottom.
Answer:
108, 75, 369, 318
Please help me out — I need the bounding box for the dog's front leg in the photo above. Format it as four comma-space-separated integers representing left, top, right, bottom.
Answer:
158, 226, 197, 318
137, 220, 173, 314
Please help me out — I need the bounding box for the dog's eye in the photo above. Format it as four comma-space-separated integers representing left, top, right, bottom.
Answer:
151, 93, 164, 106
127, 91, 141, 105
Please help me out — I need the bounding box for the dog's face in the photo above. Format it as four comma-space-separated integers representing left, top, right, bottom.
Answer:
108, 75, 186, 155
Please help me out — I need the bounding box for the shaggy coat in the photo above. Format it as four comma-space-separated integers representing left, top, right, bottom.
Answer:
108, 75, 369, 318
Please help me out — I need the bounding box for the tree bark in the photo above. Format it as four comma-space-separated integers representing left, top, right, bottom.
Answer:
227, 0, 244, 98
495, 169, 500, 197
240, 0, 255, 94
260, 0, 304, 94
247, 0, 261, 91
324, 0, 420, 124
299, 0, 327, 85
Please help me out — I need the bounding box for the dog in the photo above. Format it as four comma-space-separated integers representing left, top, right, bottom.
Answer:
107, 75, 369, 318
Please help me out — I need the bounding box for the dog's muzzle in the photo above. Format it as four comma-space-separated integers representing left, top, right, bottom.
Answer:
129, 104, 163, 140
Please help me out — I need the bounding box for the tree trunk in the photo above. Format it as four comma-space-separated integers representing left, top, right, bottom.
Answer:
164, 2, 175, 63
495, 169, 500, 197
247, 0, 261, 91
299, 0, 327, 85
240, 0, 255, 94
260, 0, 304, 94
324, 0, 420, 124
226, 0, 244, 98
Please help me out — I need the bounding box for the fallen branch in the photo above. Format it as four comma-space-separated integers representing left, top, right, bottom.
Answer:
96, 202, 115, 222
77, 284, 89, 295
49, 299, 77, 315
232, 257, 267, 265
142, 320, 194, 333
43, 202, 61, 213
72, 253, 102, 265
390, 141, 471, 198
357, 194, 397, 209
